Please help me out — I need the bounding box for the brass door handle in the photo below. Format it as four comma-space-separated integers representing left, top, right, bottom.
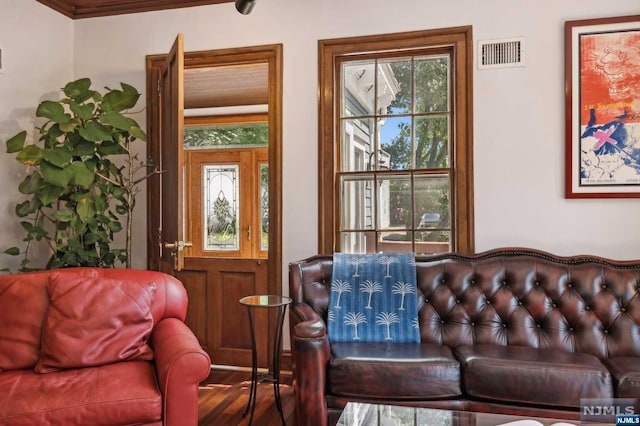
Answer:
163, 240, 192, 271
164, 240, 192, 250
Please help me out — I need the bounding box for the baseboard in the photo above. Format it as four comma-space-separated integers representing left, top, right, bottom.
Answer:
211, 350, 292, 374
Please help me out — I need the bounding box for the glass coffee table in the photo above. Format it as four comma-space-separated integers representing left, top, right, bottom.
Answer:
337, 403, 584, 426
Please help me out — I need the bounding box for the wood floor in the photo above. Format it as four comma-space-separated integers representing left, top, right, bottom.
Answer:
198, 368, 296, 425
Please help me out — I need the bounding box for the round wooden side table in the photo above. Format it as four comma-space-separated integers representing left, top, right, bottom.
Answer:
239, 294, 292, 425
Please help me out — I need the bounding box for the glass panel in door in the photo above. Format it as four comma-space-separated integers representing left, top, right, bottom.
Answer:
203, 164, 239, 251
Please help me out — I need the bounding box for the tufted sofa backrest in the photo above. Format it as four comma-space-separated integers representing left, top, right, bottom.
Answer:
289, 248, 640, 360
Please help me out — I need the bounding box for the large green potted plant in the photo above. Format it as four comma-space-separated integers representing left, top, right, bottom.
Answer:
3, 78, 154, 271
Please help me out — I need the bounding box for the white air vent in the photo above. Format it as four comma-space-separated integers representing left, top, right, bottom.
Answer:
478, 37, 525, 69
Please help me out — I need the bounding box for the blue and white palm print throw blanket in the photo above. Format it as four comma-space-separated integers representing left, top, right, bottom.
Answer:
328, 252, 420, 343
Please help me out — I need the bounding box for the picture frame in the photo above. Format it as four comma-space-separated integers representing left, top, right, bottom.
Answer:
565, 15, 640, 198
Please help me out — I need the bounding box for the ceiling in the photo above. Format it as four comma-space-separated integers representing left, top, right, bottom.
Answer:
184, 63, 269, 110
36, 0, 234, 19
36, 0, 268, 111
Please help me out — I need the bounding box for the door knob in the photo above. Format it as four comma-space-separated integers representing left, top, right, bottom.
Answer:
164, 240, 192, 250
163, 240, 192, 271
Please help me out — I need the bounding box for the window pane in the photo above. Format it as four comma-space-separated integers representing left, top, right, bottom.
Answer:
414, 115, 449, 168
379, 116, 411, 170
378, 175, 411, 229
379, 231, 413, 253
413, 175, 450, 230
340, 175, 375, 230
378, 59, 411, 115
341, 118, 375, 172
184, 123, 267, 149
342, 60, 376, 117
340, 231, 377, 254
415, 55, 450, 113
203, 165, 239, 251
415, 231, 451, 255
260, 163, 269, 251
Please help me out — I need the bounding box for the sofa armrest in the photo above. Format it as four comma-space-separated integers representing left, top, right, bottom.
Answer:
291, 303, 331, 426
152, 318, 211, 426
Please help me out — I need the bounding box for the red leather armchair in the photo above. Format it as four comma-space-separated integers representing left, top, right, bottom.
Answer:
0, 268, 211, 425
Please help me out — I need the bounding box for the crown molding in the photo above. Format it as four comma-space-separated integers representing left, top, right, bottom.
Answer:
36, 0, 234, 19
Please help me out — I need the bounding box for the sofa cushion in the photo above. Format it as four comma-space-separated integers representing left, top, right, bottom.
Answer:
328, 253, 420, 343
0, 274, 50, 371
0, 270, 101, 372
0, 361, 162, 425
328, 342, 461, 399
603, 357, 640, 398
454, 344, 613, 408
35, 274, 156, 373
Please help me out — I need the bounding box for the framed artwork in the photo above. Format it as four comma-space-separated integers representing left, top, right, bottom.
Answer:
565, 15, 640, 198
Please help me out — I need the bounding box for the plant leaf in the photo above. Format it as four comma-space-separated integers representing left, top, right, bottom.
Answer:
15, 145, 43, 166
68, 161, 95, 188
16, 198, 40, 217
18, 173, 42, 194
75, 194, 96, 223
102, 89, 140, 112
43, 124, 63, 146
107, 221, 122, 232
38, 184, 65, 206
31, 226, 48, 241
6, 131, 27, 153
120, 82, 139, 94
97, 140, 127, 155
4, 247, 20, 256
36, 101, 71, 124
20, 221, 34, 232
83, 232, 100, 245
69, 101, 95, 120
94, 193, 107, 212
42, 148, 72, 168
40, 160, 73, 188
111, 186, 126, 199
54, 209, 74, 222
64, 78, 91, 96
129, 126, 147, 141
100, 111, 137, 131
79, 121, 113, 142
64, 78, 94, 104
59, 118, 81, 133
72, 140, 96, 157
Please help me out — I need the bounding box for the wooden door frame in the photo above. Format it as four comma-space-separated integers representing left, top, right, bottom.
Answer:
145, 43, 283, 299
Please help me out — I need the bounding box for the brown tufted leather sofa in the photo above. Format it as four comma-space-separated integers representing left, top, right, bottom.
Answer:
289, 248, 640, 425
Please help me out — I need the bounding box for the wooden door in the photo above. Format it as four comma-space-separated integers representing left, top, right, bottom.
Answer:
147, 37, 283, 369
159, 34, 187, 273
184, 146, 269, 367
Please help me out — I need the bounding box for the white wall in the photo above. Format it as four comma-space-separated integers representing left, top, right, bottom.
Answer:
6, 0, 640, 273
0, 0, 74, 271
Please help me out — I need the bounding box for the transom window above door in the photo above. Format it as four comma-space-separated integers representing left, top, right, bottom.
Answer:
184, 122, 268, 149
